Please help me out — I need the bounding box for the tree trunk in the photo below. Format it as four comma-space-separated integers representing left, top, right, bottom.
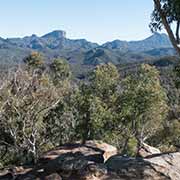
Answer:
82, 124, 88, 144
122, 137, 129, 154
81, 111, 90, 145
31, 142, 37, 164
176, 21, 180, 44
153, 0, 180, 56
135, 133, 143, 157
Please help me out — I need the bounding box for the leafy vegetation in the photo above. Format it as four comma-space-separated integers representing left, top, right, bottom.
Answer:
1, 1, 180, 167
1, 52, 178, 167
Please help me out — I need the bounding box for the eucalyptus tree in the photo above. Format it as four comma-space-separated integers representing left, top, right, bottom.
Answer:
150, 0, 180, 55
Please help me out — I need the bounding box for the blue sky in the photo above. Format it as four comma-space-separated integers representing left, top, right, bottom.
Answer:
0, 0, 155, 44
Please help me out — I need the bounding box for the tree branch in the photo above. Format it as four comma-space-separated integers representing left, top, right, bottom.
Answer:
153, 0, 180, 56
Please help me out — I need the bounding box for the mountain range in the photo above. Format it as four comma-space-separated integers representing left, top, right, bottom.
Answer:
0, 30, 176, 74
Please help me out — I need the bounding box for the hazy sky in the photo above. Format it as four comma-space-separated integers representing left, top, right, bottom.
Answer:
0, 0, 155, 44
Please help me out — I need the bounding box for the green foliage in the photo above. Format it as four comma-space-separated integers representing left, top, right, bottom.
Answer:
148, 118, 180, 152
43, 92, 78, 146
119, 64, 168, 153
174, 62, 180, 88
90, 63, 119, 99
50, 58, 72, 85
75, 63, 120, 143
126, 137, 138, 157
0, 59, 73, 165
75, 90, 116, 142
150, 0, 180, 32
0, 69, 60, 164
0, 60, 173, 166
23, 52, 44, 70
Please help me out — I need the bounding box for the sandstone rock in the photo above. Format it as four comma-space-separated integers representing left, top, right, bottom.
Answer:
43, 173, 62, 180
1, 141, 116, 180
84, 140, 118, 161
4, 142, 179, 180
43, 152, 90, 178
138, 143, 161, 158
15, 171, 62, 180
40, 140, 117, 164
106, 152, 180, 180
68, 163, 109, 180
85, 163, 107, 179
0, 168, 17, 180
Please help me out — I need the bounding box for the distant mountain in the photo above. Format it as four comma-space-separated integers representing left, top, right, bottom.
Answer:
143, 48, 175, 57
83, 47, 154, 66
0, 30, 176, 75
5, 30, 98, 51
102, 33, 172, 52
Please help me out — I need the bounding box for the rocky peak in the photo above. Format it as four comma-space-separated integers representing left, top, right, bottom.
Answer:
143, 32, 171, 46
42, 30, 66, 39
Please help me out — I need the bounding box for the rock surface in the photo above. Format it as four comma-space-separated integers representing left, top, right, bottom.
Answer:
40, 140, 117, 164
1, 142, 180, 180
0, 141, 117, 180
138, 142, 161, 158
81, 140, 118, 161
106, 152, 180, 180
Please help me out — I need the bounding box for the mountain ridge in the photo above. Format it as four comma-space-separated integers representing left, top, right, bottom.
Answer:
0, 30, 172, 52
0, 30, 175, 75
102, 32, 172, 52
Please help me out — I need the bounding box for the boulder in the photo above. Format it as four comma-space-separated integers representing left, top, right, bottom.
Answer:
71, 163, 109, 180
42, 152, 109, 179
8, 141, 116, 180
14, 152, 107, 180
43, 152, 91, 178
4, 142, 180, 180
138, 143, 161, 158
43, 173, 62, 180
84, 140, 118, 161
106, 152, 180, 180
39, 140, 117, 164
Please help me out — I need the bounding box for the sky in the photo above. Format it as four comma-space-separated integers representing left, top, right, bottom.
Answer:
0, 0, 155, 44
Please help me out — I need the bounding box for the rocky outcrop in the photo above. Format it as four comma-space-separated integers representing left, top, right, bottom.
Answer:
40, 140, 117, 164
106, 152, 180, 180
1, 142, 180, 180
81, 140, 118, 161
138, 143, 161, 158
0, 141, 117, 180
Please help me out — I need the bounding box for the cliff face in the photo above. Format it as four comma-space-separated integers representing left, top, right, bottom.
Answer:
0, 141, 180, 180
